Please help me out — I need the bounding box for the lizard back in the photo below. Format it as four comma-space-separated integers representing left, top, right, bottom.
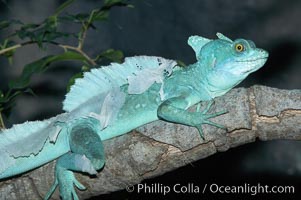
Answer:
63, 56, 177, 112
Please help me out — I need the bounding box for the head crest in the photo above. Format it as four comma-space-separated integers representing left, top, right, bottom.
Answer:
216, 32, 233, 42
188, 35, 211, 60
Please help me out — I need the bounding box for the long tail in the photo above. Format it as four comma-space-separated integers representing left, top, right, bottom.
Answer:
0, 113, 69, 179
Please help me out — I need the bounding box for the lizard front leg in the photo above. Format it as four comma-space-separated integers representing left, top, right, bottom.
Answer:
157, 96, 227, 139
45, 118, 105, 200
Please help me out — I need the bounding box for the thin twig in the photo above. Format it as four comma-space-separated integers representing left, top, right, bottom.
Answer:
0, 111, 5, 130
0, 44, 21, 55
0, 41, 97, 66
77, 24, 88, 50
77, 9, 97, 50
59, 44, 97, 66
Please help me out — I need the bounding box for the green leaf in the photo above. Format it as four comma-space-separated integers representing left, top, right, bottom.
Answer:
7, 56, 13, 65
104, 0, 128, 7
0, 90, 23, 106
44, 31, 70, 42
13, 16, 74, 48
54, 0, 76, 16
9, 51, 88, 90
0, 91, 4, 102
0, 20, 10, 30
0, 88, 36, 117
61, 13, 90, 23
126, 4, 135, 8
0, 39, 12, 49
8, 74, 31, 90
67, 72, 83, 92
0, 19, 22, 31
95, 49, 124, 63
90, 10, 109, 22
16, 27, 36, 40
0, 40, 16, 65
52, 51, 89, 61
22, 23, 40, 30
23, 88, 36, 97
45, 16, 58, 30
1, 93, 19, 111
21, 51, 87, 76
81, 65, 90, 71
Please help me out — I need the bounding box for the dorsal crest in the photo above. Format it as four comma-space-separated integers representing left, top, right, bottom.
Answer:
63, 56, 177, 112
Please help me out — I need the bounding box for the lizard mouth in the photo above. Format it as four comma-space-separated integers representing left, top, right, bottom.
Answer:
237, 56, 268, 63
236, 48, 269, 66
235, 55, 268, 74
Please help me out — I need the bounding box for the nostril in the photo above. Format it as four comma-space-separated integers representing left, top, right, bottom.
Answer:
258, 48, 269, 58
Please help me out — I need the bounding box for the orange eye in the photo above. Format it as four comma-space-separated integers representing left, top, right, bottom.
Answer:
235, 43, 244, 52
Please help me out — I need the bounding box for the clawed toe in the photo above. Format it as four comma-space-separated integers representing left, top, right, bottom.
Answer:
45, 168, 86, 200
203, 120, 226, 130
194, 101, 229, 140
196, 126, 205, 140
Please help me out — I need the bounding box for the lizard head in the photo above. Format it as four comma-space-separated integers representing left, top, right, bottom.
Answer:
188, 33, 268, 97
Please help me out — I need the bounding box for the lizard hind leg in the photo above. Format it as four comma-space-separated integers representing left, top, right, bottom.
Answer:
45, 118, 105, 200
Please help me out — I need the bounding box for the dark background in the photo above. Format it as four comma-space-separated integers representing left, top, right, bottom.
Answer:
0, 0, 300, 199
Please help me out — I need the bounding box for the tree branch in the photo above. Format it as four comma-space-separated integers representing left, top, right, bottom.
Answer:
0, 85, 300, 199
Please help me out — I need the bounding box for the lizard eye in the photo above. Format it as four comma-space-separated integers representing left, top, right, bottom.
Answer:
235, 43, 244, 52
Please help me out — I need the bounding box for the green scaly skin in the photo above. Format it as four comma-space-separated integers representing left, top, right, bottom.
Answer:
0, 33, 268, 200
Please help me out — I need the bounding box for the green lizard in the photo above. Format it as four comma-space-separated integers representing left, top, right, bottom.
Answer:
0, 33, 268, 199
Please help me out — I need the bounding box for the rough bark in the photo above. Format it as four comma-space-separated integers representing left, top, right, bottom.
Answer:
0, 85, 300, 200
